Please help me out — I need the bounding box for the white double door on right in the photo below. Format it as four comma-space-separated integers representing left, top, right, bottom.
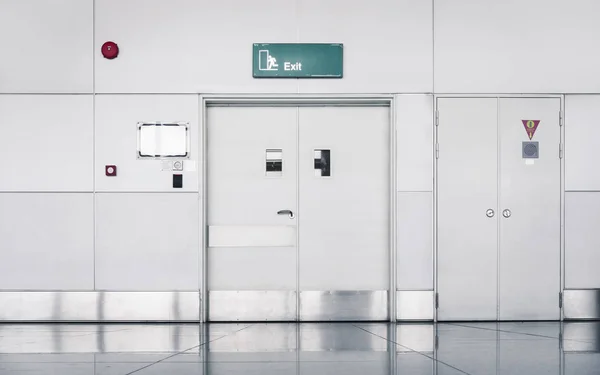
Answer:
437, 97, 561, 321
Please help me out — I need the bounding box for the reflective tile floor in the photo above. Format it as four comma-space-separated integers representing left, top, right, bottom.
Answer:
1, 322, 600, 374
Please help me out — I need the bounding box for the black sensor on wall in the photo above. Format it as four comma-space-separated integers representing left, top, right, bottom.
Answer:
173, 174, 183, 188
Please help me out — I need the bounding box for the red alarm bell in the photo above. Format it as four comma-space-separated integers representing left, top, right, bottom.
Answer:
101, 41, 119, 59
105, 165, 117, 176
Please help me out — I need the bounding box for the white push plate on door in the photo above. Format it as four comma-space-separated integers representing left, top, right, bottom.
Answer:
208, 226, 295, 247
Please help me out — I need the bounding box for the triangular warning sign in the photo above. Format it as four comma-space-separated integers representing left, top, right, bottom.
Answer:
522, 120, 540, 140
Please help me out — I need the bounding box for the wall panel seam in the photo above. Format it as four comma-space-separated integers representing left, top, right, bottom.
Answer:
93, 0, 96, 290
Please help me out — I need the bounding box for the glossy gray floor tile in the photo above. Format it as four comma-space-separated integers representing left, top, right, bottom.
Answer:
1, 322, 600, 374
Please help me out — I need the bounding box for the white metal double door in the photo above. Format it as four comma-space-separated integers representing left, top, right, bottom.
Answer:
437, 97, 561, 320
207, 105, 390, 321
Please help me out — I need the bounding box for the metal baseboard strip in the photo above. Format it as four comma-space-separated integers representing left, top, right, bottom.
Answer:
208, 290, 388, 321
0, 291, 199, 322
564, 289, 600, 320
0, 290, 429, 322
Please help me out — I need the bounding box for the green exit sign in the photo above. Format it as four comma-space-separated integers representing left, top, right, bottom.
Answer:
253, 43, 343, 78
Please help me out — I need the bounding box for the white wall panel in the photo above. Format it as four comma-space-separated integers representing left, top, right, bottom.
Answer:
435, 0, 600, 93
95, 95, 198, 192
298, 0, 432, 93
196, 0, 298, 94
396, 95, 434, 191
0, 193, 94, 290
95, 0, 202, 93
565, 95, 600, 191
0, 0, 92, 93
397, 192, 433, 290
565, 192, 600, 288
95, 193, 199, 291
0, 95, 93, 191
95, 0, 297, 93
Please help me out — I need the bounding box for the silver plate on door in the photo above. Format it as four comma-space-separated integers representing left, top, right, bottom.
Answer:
396, 290, 434, 321
300, 291, 387, 321
564, 289, 600, 320
209, 291, 296, 321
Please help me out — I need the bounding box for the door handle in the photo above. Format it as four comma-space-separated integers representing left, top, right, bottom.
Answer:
486, 209, 495, 218
502, 209, 511, 218
277, 209, 294, 219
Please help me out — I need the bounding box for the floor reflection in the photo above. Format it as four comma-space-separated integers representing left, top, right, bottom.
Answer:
0, 322, 600, 374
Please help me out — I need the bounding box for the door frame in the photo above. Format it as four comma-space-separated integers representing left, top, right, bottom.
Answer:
433, 94, 565, 321
199, 94, 397, 322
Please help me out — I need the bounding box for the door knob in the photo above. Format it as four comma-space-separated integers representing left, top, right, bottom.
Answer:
277, 209, 294, 219
502, 209, 511, 218
486, 209, 495, 218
